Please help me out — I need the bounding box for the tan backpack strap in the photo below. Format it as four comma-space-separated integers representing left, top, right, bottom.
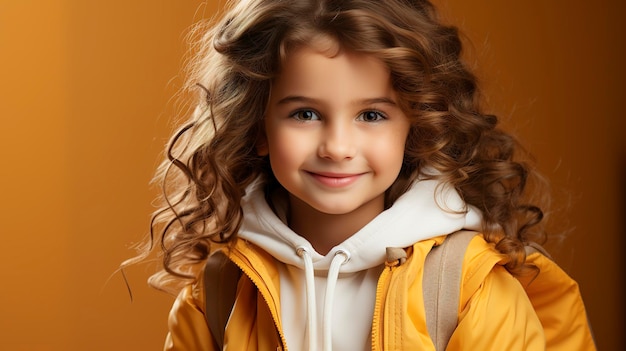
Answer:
423, 230, 477, 351
204, 251, 242, 350
525, 241, 553, 260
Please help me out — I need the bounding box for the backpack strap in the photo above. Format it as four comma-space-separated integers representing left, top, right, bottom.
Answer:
423, 230, 477, 351
203, 251, 242, 350
525, 241, 553, 260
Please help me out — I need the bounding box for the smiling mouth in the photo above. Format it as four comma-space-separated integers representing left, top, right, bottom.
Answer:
306, 171, 364, 187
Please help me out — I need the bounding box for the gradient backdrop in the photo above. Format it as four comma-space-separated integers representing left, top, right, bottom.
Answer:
0, 0, 624, 349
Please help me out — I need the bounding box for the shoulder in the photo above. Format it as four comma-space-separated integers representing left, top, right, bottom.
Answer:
463, 233, 508, 276
451, 260, 545, 349
457, 233, 512, 307
175, 248, 234, 316
408, 233, 545, 349
408, 232, 512, 309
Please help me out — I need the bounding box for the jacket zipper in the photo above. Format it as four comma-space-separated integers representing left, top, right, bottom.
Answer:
371, 265, 394, 351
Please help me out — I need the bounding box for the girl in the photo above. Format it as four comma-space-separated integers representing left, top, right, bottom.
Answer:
131, 0, 596, 350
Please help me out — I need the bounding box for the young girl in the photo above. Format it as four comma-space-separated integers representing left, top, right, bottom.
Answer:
134, 0, 596, 350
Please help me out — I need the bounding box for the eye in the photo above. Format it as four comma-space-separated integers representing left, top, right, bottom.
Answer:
358, 110, 386, 122
290, 109, 320, 121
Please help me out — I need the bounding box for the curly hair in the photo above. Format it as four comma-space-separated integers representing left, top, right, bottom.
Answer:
128, 0, 549, 293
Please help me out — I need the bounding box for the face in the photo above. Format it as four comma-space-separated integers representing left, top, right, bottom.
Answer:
259, 44, 411, 223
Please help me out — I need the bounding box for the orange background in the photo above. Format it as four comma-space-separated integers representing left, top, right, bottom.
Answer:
0, 0, 623, 350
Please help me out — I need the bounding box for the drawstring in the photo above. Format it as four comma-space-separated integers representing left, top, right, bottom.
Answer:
323, 250, 350, 351
297, 246, 317, 351
296, 247, 350, 351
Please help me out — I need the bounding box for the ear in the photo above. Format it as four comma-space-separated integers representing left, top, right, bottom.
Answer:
256, 128, 269, 156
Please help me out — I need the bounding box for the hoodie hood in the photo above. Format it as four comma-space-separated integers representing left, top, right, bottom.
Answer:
238, 176, 482, 272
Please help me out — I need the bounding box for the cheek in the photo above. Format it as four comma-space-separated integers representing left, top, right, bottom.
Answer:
372, 131, 408, 169
267, 131, 309, 171
388, 142, 407, 173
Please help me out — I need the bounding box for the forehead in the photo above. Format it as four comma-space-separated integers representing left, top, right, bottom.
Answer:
272, 43, 394, 100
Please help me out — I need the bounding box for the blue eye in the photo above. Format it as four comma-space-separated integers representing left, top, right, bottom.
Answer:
291, 110, 320, 121
358, 110, 386, 122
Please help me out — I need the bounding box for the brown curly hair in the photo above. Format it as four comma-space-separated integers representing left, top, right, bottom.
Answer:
127, 0, 549, 292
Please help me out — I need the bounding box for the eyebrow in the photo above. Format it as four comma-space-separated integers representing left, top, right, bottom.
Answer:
275, 95, 398, 107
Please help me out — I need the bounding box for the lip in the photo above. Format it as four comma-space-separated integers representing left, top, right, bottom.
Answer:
306, 171, 364, 188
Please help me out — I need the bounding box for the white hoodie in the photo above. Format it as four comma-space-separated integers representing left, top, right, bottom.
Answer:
238, 177, 482, 351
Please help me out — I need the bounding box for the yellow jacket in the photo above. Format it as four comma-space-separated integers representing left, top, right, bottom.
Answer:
164, 235, 596, 350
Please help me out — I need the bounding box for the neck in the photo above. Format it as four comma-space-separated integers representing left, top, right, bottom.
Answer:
287, 195, 383, 255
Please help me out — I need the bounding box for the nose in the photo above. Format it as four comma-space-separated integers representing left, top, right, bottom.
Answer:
318, 120, 357, 161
